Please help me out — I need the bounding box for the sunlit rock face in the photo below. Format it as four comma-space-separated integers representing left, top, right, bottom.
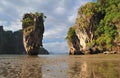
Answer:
67, 33, 83, 55
22, 13, 49, 55
75, 10, 103, 52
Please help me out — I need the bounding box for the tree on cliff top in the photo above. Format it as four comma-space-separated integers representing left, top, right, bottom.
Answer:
22, 12, 46, 28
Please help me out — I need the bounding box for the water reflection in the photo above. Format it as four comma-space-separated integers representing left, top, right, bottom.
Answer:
68, 58, 120, 78
0, 55, 120, 78
68, 60, 89, 78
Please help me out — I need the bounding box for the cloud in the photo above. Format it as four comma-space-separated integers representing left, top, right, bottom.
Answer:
0, 0, 96, 53
0, 20, 7, 26
4, 19, 22, 31
43, 41, 69, 53
68, 13, 77, 23
44, 24, 68, 39
55, 6, 66, 15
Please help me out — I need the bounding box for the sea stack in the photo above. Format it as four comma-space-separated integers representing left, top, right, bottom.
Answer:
22, 12, 49, 55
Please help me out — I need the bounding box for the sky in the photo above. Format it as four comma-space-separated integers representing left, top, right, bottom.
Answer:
0, 0, 96, 54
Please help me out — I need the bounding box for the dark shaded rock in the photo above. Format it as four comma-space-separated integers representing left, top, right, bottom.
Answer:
66, 27, 83, 55
0, 26, 25, 54
89, 47, 99, 54
81, 46, 100, 55
22, 13, 49, 55
38, 47, 49, 54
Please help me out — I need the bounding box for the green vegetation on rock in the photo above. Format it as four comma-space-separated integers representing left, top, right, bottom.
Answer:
22, 12, 46, 28
22, 17, 33, 27
66, 0, 120, 53
66, 26, 76, 42
95, 0, 120, 50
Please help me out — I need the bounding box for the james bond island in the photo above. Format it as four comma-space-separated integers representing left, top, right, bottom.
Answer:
22, 12, 49, 55
66, 0, 120, 55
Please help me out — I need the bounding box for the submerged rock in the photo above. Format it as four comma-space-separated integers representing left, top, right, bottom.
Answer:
22, 12, 49, 55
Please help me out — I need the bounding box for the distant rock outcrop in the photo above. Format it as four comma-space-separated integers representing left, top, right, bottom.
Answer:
22, 12, 49, 55
0, 26, 25, 54
66, 0, 120, 55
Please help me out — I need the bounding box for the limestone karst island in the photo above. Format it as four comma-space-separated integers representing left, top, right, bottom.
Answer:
66, 0, 120, 55
22, 12, 49, 55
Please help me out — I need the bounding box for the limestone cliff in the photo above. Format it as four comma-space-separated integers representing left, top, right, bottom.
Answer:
0, 26, 25, 54
66, 26, 83, 55
22, 12, 49, 55
66, 0, 120, 54
75, 2, 104, 54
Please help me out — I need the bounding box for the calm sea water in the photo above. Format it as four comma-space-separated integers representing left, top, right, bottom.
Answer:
0, 54, 120, 78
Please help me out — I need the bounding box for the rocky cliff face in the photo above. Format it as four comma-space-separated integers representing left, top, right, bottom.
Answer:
66, 0, 120, 54
22, 13, 49, 55
75, 5, 104, 54
66, 26, 83, 55
0, 26, 25, 54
